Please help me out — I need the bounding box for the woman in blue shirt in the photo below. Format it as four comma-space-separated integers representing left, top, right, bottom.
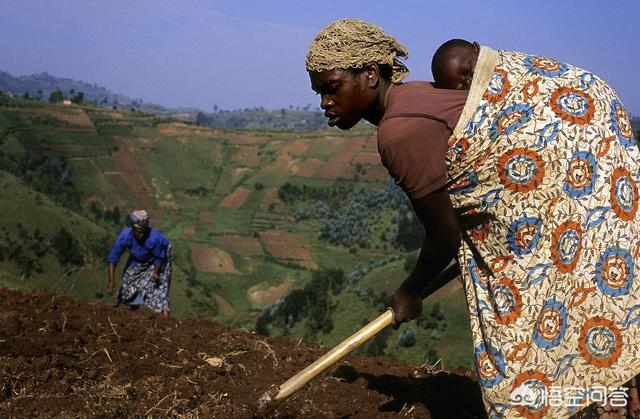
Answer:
107, 210, 172, 317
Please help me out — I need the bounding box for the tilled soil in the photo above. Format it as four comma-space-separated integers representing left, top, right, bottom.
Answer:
0, 287, 486, 418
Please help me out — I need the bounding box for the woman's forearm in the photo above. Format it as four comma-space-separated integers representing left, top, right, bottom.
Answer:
107, 262, 117, 294
402, 188, 463, 297
401, 234, 460, 296
108, 262, 116, 283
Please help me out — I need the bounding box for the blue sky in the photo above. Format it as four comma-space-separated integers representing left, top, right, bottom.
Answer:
1, 0, 638, 115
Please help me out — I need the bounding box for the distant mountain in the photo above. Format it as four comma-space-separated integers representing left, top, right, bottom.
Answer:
0, 70, 197, 116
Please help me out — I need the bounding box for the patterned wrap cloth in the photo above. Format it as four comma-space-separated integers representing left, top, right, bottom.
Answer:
117, 244, 172, 312
446, 47, 640, 418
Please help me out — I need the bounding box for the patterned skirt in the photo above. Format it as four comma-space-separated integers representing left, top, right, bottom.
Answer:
117, 245, 172, 312
446, 47, 640, 418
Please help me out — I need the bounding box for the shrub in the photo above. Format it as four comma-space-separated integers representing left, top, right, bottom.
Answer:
50, 228, 84, 266
396, 329, 417, 348
255, 268, 345, 336
362, 326, 392, 356
404, 252, 418, 272
396, 210, 425, 251
48, 90, 64, 103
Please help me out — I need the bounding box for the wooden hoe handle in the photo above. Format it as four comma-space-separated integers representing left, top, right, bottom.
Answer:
272, 309, 394, 401
259, 262, 461, 407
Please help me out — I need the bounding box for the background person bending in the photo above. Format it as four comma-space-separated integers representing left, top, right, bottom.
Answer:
107, 210, 171, 317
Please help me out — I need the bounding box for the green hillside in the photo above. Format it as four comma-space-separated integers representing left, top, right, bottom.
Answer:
0, 95, 474, 368
0, 169, 107, 295
0, 167, 221, 319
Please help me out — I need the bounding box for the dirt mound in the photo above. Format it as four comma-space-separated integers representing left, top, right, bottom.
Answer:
247, 279, 293, 309
223, 132, 271, 145
228, 145, 260, 167
341, 137, 367, 151
291, 158, 322, 178
0, 107, 94, 128
212, 293, 237, 318
213, 234, 264, 256
259, 231, 318, 270
329, 150, 356, 164
215, 167, 251, 195
315, 162, 356, 180
351, 152, 382, 165
179, 225, 196, 240
283, 140, 309, 157
109, 137, 152, 206
198, 211, 216, 223
190, 244, 240, 274
0, 287, 486, 418
219, 186, 252, 209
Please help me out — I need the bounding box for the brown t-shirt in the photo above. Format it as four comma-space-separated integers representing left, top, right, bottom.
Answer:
377, 81, 468, 200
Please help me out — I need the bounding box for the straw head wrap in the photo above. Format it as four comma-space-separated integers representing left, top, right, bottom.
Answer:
306, 18, 409, 83
129, 210, 150, 229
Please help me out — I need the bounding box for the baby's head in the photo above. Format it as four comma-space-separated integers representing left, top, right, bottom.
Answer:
431, 39, 480, 90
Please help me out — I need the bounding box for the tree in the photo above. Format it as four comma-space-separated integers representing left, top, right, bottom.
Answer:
255, 314, 271, 336
404, 252, 418, 272
427, 348, 439, 363
71, 91, 84, 104
256, 268, 345, 337
431, 302, 445, 320
0, 91, 9, 105
227, 115, 248, 129
48, 90, 64, 103
50, 228, 84, 266
89, 202, 103, 220
396, 329, 417, 348
363, 326, 392, 356
396, 210, 425, 251
196, 111, 212, 126
107, 206, 121, 225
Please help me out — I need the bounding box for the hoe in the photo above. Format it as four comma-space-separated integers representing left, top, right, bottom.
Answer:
257, 263, 460, 413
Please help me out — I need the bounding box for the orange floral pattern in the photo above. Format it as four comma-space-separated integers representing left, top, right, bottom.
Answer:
579, 317, 623, 368
446, 48, 640, 418
550, 87, 595, 125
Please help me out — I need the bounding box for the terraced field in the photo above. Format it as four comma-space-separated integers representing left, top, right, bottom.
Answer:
0, 97, 475, 369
